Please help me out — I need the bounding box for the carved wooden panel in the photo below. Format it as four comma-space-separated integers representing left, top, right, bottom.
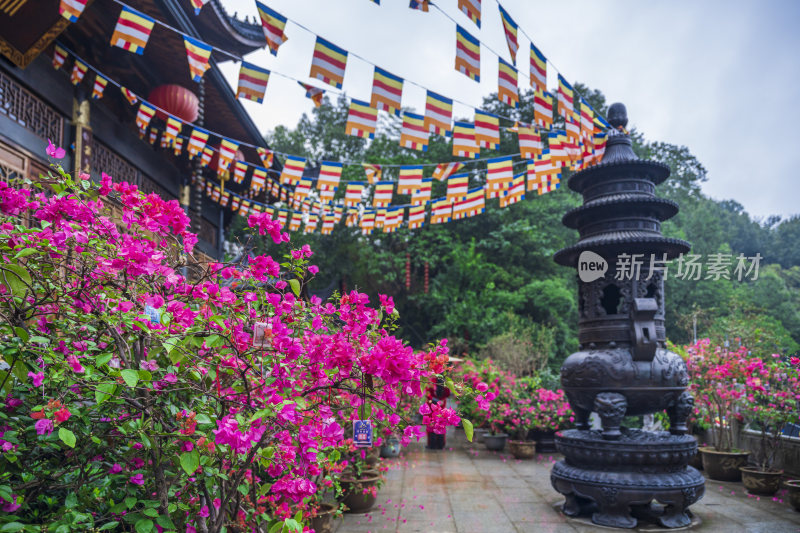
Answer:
0, 71, 64, 143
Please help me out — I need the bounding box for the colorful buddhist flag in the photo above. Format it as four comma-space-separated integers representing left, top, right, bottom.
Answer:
580, 99, 595, 140
289, 212, 302, 232
257, 148, 274, 168
474, 110, 500, 150
53, 45, 67, 70
452, 121, 479, 159
256, 2, 288, 56
498, 4, 518, 62
497, 58, 518, 108
533, 150, 561, 194
485, 155, 513, 198
298, 82, 324, 107
398, 165, 423, 194
318, 161, 343, 190
529, 43, 547, 93
548, 131, 570, 167
458, 0, 481, 27
211, 185, 221, 203
293, 178, 313, 202
232, 161, 248, 184
280, 155, 306, 185
518, 124, 543, 160
430, 198, 452, 224
447, 173, 469, 202
183, 36, 213, 82
70, 60, 88, 85
200, 147, 213, 168
409, 0, 429, 11
237, 62, 270, 103
565, 113, 581, 145
424, 91, 453, 137
499, 173, 525, 207
163, 116, 182, 146
309, 36, 348, 89
59, 0, 88, 22
373, 181, 394, 207
173, 137, 184, 156
187, 127, 209, 158
189, 0, 209, 15
455, 25, 480, 82
277, 209, 288, 228
217, 138, 239, 175
220, 190, 230, 207
593, 132, 608, 163
464, 186, 486, 217
345, 207, 359, 227
120, 86, 138, 105
91, 74, 108, 99
363, 164, 382, 184
412, 178, 432, 205
371, 67, 403, 116
345, 99, 378, 139
345, 182, 365, 206
361, 211, 375, 235
408, 205, 426, 229
321, 214, 336, 235
239, 199, 252, 216
135, 102, 156, 133
400, 112, 429, 152
432, 162, 463, 181
110, 6, 155, 55
557, 74, 574, 119
149, 127, 159, 146
305, 213, 318, 233
251, 167, 268, 192
534, 89, 553, 129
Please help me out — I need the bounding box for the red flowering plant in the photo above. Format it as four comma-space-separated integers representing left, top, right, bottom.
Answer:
0, 146, 472, 532
738, 353, 800, 471
685, 339, 750, 452
453, 358, 515, 434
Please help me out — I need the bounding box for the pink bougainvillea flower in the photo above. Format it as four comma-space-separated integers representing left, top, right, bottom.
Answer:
66, 354, 85, 374
379, 294, 394, 314
35, 418, 53, 436
198, 505, 209, 518
54, 408, 71, 424
108, 463, 123, 474
28, 371, 44, 387
791, 356, 799, 366
129, 473, 144, 485
46, 139, 66, 159
308, 265, 319, 275
0, 494, 20, 512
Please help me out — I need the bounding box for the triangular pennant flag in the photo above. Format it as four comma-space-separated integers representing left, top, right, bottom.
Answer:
256, 2, 288, 56
309, 36, 347, 89
189, 0, 209, 15
298, 82, 325, 107
237, 62, 270, 103
371, 67, 403, 116
110, 6, 155, 55
363, 164, 382, 184
455, 25, 480, 82
53, 45, 67, 70
135, 102, 156, 133
91, 74, 108, 99
346, 99, 378, 139
432, 162, 464, 181
60, 0, 88, 22
498, 4, 518, 62
257, 148, 274, 168
184, 36, 213, 82
70, 60, 88, 85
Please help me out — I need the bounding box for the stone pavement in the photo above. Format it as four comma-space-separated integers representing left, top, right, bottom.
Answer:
332, 428, 800, 533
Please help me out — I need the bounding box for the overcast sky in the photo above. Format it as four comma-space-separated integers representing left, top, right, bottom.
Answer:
218, 0, 800, 221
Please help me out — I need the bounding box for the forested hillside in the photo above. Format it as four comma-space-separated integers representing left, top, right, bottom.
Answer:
229, 85, 800, 369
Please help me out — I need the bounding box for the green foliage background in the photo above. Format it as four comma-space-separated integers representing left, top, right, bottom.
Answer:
230, 85, 800, 367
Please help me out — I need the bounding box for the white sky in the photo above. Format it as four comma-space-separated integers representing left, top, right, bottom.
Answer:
217, 0, 800, 220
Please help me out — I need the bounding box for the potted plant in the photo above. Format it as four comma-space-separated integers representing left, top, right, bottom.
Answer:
686, 340, 751, 481
528, 388, 573, 453
738, 354, 799, 495
505, 398, 537, 459
337, 446, 384, 513
786, 480, 800, 512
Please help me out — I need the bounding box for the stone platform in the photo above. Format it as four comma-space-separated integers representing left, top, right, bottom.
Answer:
333, 428, 800, 533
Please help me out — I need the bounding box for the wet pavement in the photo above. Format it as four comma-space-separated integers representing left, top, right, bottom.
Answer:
332, 428, 800, 533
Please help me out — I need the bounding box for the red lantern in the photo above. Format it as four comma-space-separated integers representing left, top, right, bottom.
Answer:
147, 84, 199, 123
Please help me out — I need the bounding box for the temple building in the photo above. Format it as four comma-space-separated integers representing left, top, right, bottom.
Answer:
0, 0, 279, 261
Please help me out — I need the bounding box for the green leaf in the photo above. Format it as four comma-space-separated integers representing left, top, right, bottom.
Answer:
96, 383, 116, 404
10, 360, 27, 383
179, 450, 199, 475
98, 522, 120, 531
65, 491, 77, 508
0, 524, 24, 532
125, 496, 137, 510
142, 508, 159, 518
0, 263, 32, 297
249, 407, 273, 423
268, 523, 284, 533
284, 518, 301, 533
462, 418, 474, 443
205, 334, 223, 348
288, 278, 300, 297
445, 378, 456, 394
13, 248, 37, 260
58, 427, 76, 448
237, 483, 249, 496
163, 337, 180, 354
135, 519, 154, 533
121, 369, 139, 388
13, 327, 28, 342
29, 335, 50, 345
95, 353, 112, 367
0, 485, 12, 503
156, 516, 175, 529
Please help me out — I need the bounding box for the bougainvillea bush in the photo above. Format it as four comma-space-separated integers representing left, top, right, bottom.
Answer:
0, 147, 469, 532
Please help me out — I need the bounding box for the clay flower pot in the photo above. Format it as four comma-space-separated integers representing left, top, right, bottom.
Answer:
740, 467, 783, 496
339, 473, 381, 513
698, 447, 750, 482
508, 440, 536, 459
310, 502, 339, 533
785, 480, 800, 512
483, 433, 508, 452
